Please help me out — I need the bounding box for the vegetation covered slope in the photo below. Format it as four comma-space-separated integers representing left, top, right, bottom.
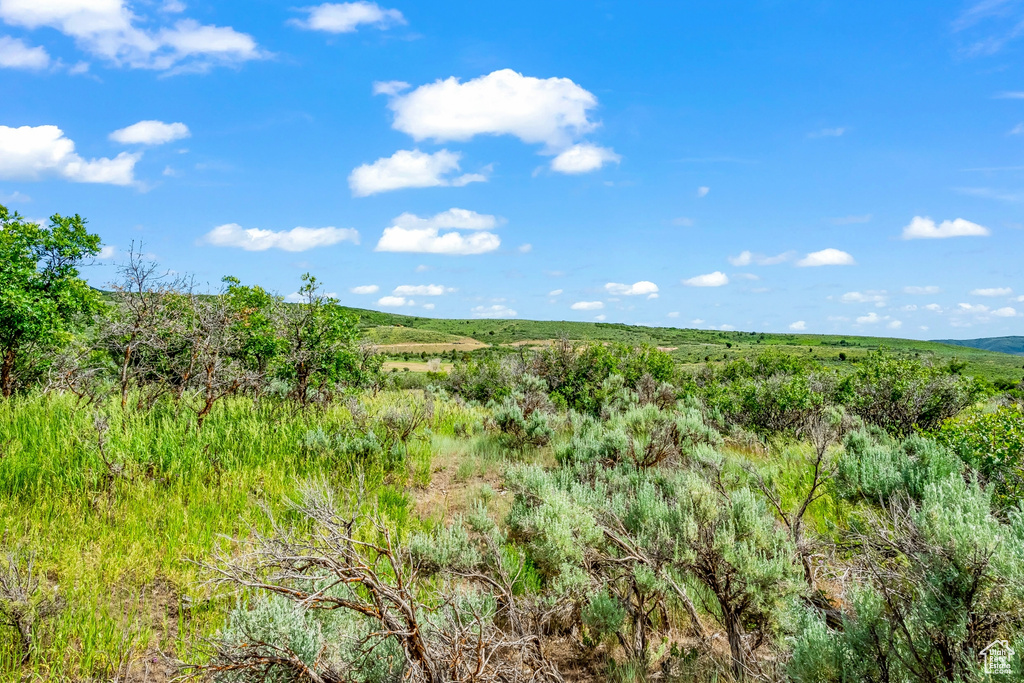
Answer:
347, 306, 1024, 384
934, 335, 1024, 356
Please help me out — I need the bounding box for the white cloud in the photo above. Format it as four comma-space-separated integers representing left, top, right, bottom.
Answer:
796, 248, 855, 267
422, 303, 435, 310
0, 0, 263, 71
925, 303, 943, 312
201, 223, 359, 251
904, 285, 940, 295
381, 68, 599, 150
518, 243, 532, 253
604, 281, 658, 297
696, 186, 710, 198
110, 120, 189, 145
789, 320, 807, 331
594, 314, 607, 321
375, 208, 501, 255
683, 271, 729, 287
550, 143, 620, 174
97, 245, 116, 259
348, 149, 486, 196
472, 304, 516, 318
728, 250, 793, 266
856, 312, 881, 324
887, 320, 903, 330
548, 289, 563, 296
571, 301, 604, 311
377, 295, 414, 307
289, 2, 405, 33
0, 124, 139, 185
841, 290, 888, 305
667, 312, 679, 318
993, 307, 1018, 317
392, 284, 452, 296
0, 35, 49, 69
970, 287, 1013, 297
901, 216, 990, 239
372, 80, 409, 96
902, 304, 918, 312
691, 318, 705, 325
957, 303, 989, 314
350, 284, 379, 294
1017, 295, 1024, 302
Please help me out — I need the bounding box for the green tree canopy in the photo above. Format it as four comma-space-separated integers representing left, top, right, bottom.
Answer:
0, 205, 101, 397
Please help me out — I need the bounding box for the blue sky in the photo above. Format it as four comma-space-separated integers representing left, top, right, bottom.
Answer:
1, 0, 1022, 339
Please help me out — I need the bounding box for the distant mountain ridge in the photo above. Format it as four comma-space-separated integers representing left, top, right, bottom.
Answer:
933, 336, 1024, 356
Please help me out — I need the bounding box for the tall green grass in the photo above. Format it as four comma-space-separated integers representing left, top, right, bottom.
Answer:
0, 391, 469, 680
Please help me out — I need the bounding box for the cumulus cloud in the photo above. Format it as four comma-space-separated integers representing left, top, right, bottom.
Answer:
548, 289, 563, 296
98, 245, 116, 259
348, 149, 485, 196
550, 143, 620, 174
841, 290, 888, 305
789, 320, 807, 331
796, 248, 855, 267
571, 301, 604, 310
392, 284, 453, 296
0, 35, 49, 69
201, 223, 359, 251
727, 250, 793, 266
993, 307, 1018, 317
683, 271, 729, 287
0, 124, 139, 185
604, 281, 658, 297
970, 287, 1013, 297
696, 186, 710, 198
667, 311, 679, 318
377, 295, 414, 307
350, 284, 379, 294
957, 303, 989, 314
904, 285, 940, 295
289, 2, 405, 33
925, 303, 943, 312
375, 208, 501, 255
887, 320, 903, 329
0, 0, 264, 71
472, 304, 517, 318
380, 68, 599, 150
110, 120, 189, 145
856, 312, 882, 324
901, 216, 990, 239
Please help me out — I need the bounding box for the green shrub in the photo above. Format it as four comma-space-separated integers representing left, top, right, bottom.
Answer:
935, 405, 1024, 511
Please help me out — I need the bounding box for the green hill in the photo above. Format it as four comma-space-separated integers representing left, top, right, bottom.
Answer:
933, 336, 1024, 357
338, 307, 1024, 385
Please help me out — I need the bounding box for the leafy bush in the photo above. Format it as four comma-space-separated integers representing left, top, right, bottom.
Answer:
790, 474, 1024, 683
835, 429, 963, 503
840, 350, 984, 435
935, 405, 1024, 511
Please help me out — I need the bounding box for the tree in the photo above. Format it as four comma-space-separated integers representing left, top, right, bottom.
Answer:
276, 274, 359, 406
0, 206, 101, 397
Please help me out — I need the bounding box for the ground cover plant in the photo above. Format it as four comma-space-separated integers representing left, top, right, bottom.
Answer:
2, 204, 1024, 682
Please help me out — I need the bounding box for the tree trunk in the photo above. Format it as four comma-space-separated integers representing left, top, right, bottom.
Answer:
1, 345, 16, 398
724, 608, 746, 681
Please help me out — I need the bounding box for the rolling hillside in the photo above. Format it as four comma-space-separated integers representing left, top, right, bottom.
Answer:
341, 307, 1024, 384
933, 336, 1024, 357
